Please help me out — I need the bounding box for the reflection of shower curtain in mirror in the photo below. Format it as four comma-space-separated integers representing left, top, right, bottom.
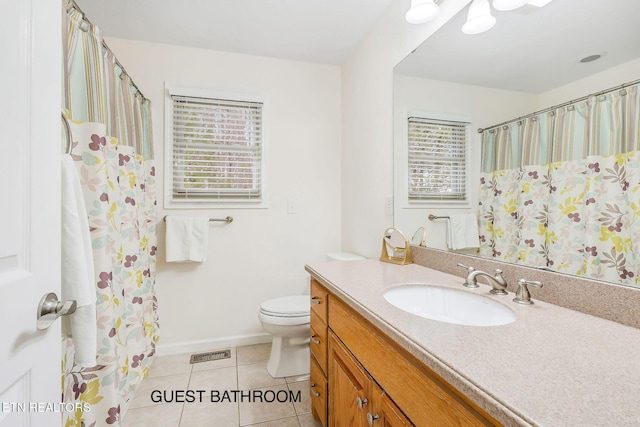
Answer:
62, 3, 158, 426
479, 84, 640, 287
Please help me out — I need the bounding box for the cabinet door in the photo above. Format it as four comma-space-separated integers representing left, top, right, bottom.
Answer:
369, 384, 414, 427
329, 332, 370, 427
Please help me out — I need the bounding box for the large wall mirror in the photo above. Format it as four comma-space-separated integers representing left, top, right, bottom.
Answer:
393, 0, 640, 287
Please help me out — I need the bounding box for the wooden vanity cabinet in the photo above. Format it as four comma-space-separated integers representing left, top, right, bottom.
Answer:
329, 331, 413, 427
310, 278, 499, 427
310, 279, 329, 426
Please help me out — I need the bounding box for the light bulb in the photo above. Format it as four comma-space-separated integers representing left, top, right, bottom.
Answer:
493, 0, 528, 11
462, 0, 496, 35
405, 0, 440, 24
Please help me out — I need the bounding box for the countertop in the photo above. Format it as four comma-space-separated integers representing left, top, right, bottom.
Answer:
305, 259, 640, 427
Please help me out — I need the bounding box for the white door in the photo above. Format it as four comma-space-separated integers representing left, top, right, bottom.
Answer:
0, 0, 62, 426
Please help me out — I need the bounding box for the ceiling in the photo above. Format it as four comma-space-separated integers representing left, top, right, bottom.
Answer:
75, 0, 396, 65
394, 0, 640, 93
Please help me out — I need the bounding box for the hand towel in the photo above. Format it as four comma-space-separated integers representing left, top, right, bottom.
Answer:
61, 154, 97, 368
165, 216, 210, 262
447, 214, 480, 250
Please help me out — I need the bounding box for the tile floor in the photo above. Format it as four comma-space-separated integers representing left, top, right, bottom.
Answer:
123, 343, 322, 427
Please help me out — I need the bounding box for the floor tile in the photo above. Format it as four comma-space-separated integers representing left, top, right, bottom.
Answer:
129, 373, 191, 409
246, 415, 300, 427
285, 373, 310, 384
189, 365, 238, 391
297, 413, 323, 427
238, 385, 297, 426
237, 343, 271, 365
237, 362, 286, 390
179, 401, 239, 427
122, 402, 183, 427
148, 353, 193, 378
191, 347, 238, 372
287, 381, 312, 415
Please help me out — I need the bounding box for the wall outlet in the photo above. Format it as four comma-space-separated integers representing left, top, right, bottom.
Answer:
385, 196, 393, 216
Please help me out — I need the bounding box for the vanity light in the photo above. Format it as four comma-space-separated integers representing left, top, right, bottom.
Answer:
492, 0, 528, 11
461, 0, 496, 35
405, 0, 440, 24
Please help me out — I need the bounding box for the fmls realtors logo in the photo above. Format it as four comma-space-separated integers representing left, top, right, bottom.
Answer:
151, 389, 302, 404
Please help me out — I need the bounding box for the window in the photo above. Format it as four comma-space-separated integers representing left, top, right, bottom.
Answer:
407, 116, 468, 202
167, 92, 264, 205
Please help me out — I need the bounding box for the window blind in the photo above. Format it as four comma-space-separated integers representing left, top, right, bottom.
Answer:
407, 117, 468, 201
171, 95, 263, 201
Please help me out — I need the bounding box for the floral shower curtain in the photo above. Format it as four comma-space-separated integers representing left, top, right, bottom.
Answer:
62, 2, 158, 426
479, 84, 640, 287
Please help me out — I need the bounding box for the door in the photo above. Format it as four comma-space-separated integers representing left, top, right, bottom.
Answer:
0, 0, 62, 426
329, 333, 371, 427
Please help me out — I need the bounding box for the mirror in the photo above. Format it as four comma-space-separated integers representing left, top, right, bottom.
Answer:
380, 227, 413, 265
393, 0, 640, 286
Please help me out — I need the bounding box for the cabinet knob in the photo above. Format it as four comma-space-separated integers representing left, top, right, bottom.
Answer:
310, 334, 321, 345
367, 412, 380, 425
310, 296, 321, 305
310, 383, 320, 397
356, 396, 368, 409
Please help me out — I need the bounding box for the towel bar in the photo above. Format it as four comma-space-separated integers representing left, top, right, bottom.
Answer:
428, 214, 449, 220
163, 215, 233, 224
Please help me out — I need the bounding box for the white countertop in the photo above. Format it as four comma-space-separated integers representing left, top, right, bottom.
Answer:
305, 259, 640, 427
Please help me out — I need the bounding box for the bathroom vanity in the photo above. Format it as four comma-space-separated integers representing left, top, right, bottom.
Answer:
306, 259, 640, 426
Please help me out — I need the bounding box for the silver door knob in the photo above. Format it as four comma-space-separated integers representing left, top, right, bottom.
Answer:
37, 292, 77, 330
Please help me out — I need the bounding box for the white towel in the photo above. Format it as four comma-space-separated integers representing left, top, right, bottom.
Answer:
447, 214, 480, 250
61, 154, 97, 368
165, 216, 210, 262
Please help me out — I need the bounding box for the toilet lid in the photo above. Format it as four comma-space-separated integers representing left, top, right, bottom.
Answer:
260, 295, 310, 317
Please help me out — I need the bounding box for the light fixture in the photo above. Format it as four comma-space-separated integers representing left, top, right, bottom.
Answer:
462, 0, 496, 35
405, 0, 440, 24
492, 0, 528, 11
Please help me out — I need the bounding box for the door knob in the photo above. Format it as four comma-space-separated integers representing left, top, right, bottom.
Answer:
37, 292, 77, 330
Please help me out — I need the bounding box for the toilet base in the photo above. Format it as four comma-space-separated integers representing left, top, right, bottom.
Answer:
266, 336, 310, 378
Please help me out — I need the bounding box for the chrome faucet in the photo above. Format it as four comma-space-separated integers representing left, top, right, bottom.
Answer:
457, 263, 508, 295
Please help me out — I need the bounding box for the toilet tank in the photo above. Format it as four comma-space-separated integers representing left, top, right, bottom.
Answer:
326, 252, 365, 261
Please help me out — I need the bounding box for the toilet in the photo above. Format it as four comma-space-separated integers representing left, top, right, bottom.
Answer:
259, 251, 364, 378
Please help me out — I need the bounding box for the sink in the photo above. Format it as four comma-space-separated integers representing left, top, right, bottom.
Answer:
383, 284, 516, 326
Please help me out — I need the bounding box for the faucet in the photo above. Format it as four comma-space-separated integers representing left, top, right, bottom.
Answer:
457, 263, 508, 295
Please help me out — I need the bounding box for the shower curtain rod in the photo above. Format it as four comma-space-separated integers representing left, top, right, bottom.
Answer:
66, 0, 149, 103
477, 77, 640, 134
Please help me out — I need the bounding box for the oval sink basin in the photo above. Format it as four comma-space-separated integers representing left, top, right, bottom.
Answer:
384, 284, 516, 326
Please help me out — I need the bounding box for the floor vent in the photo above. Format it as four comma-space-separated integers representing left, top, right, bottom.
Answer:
190, 349, 231, 364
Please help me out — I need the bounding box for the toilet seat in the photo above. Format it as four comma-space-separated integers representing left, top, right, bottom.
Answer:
260, 295, 310, 317
259, 295, 310, 326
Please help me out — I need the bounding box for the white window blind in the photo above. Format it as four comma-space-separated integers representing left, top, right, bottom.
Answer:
407, 117, 468, 201
170, 94, 263, 202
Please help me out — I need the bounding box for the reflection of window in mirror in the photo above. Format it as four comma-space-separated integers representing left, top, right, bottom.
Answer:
406, 114, 469, 205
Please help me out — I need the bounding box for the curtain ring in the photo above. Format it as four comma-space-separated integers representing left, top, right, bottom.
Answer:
620, 89, 627, 96
548, 111, 555, 116
489, 129, 495, 134
502, 125, 509, 130
79, 20, 90, 32
566, 105, 575, 111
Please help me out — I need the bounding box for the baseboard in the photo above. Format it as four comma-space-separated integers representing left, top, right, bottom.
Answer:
155, 333, 272, 356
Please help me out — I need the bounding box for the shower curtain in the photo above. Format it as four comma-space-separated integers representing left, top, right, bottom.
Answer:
62, 3, 158, 426
478, 84, 640, 287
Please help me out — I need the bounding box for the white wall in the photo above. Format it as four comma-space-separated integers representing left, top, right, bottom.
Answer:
105, 38, 343, 355
392, 75, 538, 250
340, 0, 472, 258
538, 57, 640, 109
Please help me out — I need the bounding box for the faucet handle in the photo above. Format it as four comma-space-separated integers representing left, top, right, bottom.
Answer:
513, 279, 543, 305
457, 263, 474, 272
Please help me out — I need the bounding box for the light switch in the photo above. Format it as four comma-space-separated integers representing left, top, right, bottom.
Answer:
287, 198, 297, 214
